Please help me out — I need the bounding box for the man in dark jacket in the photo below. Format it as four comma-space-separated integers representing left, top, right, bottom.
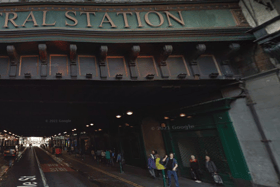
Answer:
162, 153, 179, 187
205, 156, 217, 174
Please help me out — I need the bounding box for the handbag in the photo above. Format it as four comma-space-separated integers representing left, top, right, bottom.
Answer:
212, 173, 223, 184
190, 170, 197, 180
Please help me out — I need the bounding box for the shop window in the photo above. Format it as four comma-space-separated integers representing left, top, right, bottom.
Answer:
106, 56, 127, 77
78, 56, 98, 77
197, 55, 221, 76
19, 56, 39, 77
136, 56, 158, 77
166, 56, 190, 77
49, 55, 68, 76
0, 57, 9, 76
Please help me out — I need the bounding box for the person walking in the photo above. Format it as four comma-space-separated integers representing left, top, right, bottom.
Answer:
162, 153, 179, 187
116, 152, 125, 172
155, 154, 166, 178
110, 150, 115, 166
105, 150, 111, 166
148, 154, 156, 179
205, 156, 223, 185
101, 150, 105, 163
190, 155, 202, 183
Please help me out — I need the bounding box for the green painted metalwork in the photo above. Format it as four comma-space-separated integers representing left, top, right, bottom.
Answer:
161, 98, 252, 187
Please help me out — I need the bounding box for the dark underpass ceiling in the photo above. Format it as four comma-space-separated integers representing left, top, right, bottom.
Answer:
0, 79, 235, 136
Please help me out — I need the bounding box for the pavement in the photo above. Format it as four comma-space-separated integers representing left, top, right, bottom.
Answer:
0, 147, 215, 187
59, 150, 214, 187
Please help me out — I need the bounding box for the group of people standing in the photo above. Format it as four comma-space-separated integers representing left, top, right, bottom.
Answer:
148, 150, 220, 187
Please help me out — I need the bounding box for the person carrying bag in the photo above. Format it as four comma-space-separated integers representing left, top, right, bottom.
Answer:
205, 156, 223, 185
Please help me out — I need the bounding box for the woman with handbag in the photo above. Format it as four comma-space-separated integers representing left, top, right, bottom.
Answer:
190, 155, 202, 183
205, 156, 223, 185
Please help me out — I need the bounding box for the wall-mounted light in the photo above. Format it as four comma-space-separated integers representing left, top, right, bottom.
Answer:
180, 113, 186, 117
127, 111, 133, 115
116, 115, 121, 118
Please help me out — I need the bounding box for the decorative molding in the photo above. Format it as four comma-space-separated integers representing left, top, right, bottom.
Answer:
158, 45, 173, 78
129, 45, 140, 78
7, 45, 18, 77
70, 44, 77, 77
189, 44, 206, 77
231, 9, 249, 26
69, 44, 77, 63
0, 3, 241, 13
38, 44, 48, 77
7, 45, 18, 64
38, 44, 47, 63
98, 45, 108, 78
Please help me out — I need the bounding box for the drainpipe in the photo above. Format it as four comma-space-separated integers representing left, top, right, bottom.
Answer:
240, 82, 280, 184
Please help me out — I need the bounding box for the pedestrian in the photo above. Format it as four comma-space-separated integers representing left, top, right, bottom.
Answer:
155, 154, 166, 178
105, 150, 111, 166
110, 150, 115, 166
91, 149, 95, 160
71, 145, 74, 155
151, 150, 159, 177
101, 150, 106, 163
190, 155, 202, 183
162, 153, 179, 187
148, 154, 156, 179
116, 152, 125, 172
96, 150, 101, 163
205, 156, 223, 185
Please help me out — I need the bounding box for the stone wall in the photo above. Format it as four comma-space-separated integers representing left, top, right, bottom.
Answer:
222, 71, 280, 187
141, 117, 166, 158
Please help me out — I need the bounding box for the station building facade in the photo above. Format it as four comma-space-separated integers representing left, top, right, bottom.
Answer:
0, 0, 280, 187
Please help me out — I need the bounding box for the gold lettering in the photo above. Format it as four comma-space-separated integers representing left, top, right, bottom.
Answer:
80, 12, 96, 28
117, 12, 132, 28
22, 11, 38, 27
99, 12, 117, 28
65, 11, 78, 26
144, 11, 164, 27
164, 11, 185, 27
42, 11, 56, 26
4, 12, 18, 28
135, 12, 144, 28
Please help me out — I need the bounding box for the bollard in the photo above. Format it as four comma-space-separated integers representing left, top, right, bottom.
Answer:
162, 170, 167, 187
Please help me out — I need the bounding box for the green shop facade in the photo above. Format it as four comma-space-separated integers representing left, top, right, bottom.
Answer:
0, 1, 255, 187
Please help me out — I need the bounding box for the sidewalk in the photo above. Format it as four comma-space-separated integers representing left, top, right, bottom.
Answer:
60, 151, 214, 187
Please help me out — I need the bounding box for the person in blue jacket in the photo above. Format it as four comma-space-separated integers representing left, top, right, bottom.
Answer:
162, 153, 179, 187
148, 154, 156, 179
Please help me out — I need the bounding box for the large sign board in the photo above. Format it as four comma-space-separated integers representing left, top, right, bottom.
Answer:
0, 5, 247, 30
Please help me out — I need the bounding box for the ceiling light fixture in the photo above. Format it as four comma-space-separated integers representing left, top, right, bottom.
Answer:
127, 111, 133, 115
90, 123, 94, 126
86, 125, 89, 127
116, 115, 121, 118
180, 113, 186, 117
164, 116, 169, 120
